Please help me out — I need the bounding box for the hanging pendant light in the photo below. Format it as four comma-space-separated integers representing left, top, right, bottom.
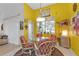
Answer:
36, 3, 45, 22
37, 17, 45, 21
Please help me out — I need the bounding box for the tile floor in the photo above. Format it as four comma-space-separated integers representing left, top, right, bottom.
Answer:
55, 43, 76, 56
0, 43, 21, 56
0, 43, 76, 56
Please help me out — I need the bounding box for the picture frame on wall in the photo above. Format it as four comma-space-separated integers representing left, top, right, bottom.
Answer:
71, 12, 79, 36
1, 24, 3, 31
20, 21, 24, 30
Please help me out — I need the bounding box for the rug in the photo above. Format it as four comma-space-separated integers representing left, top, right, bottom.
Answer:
14, 47, 64, 56
14, 48, 36, 56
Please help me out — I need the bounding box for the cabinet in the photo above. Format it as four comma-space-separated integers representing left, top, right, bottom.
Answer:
58, 19, 70, 48
60, 36, 70, 48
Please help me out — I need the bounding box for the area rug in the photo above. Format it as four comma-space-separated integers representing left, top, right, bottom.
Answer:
14, 49, 36, 56
14, 47, 64, 56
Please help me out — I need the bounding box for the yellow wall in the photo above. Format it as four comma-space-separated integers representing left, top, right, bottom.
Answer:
24, 3, 35, 42
24, 3, 79, 55
70, 3, 79, 55
34, 3, 75, 37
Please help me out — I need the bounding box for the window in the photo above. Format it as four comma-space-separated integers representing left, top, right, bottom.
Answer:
37, 17, 55, 34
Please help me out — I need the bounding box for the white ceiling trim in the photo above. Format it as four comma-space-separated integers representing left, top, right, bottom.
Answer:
27, 3, 54, 10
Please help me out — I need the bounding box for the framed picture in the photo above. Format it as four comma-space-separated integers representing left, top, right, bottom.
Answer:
20, 21, 24, 30
1, 24, 3, 31
73, 3, 77, 12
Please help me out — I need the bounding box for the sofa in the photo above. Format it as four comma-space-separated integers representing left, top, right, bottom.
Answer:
0, 35, 8, 45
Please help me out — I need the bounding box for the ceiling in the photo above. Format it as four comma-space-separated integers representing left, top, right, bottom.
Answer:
0, 3, 23, 21
27, 3, 54, 10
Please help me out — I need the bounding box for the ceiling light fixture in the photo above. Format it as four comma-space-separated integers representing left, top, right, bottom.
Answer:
36, 3, 45, 22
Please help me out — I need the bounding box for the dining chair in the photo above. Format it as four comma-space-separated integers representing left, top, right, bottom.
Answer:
20, 36, 34, 56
